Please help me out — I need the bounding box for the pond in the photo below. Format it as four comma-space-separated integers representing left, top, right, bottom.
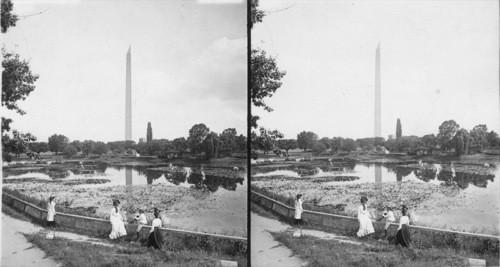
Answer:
3, 163, 246, 193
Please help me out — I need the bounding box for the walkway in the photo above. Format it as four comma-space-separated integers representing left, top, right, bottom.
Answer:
1, 212, 118, 267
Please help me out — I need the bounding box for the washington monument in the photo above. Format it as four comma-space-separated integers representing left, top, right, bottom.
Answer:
125, 46, 132, 141
374, 43, 381, 137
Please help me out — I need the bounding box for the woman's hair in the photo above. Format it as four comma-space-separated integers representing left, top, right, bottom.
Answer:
49, 196, 55, 203
153, 208, 160, 218
401, 205, 408, 215
296, 194, 302, 200
113, 200, 120, 213
360, 196, 368, 203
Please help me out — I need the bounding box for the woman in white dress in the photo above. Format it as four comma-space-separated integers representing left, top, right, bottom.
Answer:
47, 196, 56, 227
357, 196, 375, 237
109, 200, 127, 240
294, 194, 304, 235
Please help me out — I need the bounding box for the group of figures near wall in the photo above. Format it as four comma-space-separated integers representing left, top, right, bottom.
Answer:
293, 194, 411, 247
46, 197, 164, 249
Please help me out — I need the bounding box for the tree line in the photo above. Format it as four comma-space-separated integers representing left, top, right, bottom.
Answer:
265, 120, 499, 156
2, 123, 246, 160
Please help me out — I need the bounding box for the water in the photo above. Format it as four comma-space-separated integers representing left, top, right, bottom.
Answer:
3, 164, 245, 192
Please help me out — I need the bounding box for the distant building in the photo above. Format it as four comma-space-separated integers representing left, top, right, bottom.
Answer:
388, 135, 395, 140
139, 137, 146, 143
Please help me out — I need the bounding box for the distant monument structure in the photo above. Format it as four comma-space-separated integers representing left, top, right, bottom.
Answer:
125, 46, 132, 141
374, 43, 381, 138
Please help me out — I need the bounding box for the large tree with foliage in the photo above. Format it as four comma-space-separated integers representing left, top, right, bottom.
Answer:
146, 122, 153, 142
470, 124, 488, 153
2, 130, 37, 159
92, 141, 108, 156
82, 140, 95, 156
396, 119, 402, 138
437, 120, 460, 152
421, 134, 437, 154
297, 131, 318, 152
28, 141, 49, 154
187, 123, 210, 155
252, 128, 283, 156
220, 128, 237, 156
486, 131, 500, 148
48, 134, 69, 155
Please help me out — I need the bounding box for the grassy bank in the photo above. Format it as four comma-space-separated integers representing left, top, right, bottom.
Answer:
24, 231, 245, 267
272, 231, 469, 267
3, 202, 247, 266
251, 189, 499, 265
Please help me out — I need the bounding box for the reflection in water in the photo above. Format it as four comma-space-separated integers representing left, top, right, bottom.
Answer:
375, 165, 382, 183
126, 168, 132, 186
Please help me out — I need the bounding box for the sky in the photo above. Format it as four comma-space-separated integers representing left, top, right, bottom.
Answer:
2, 0, 246, 143
253, 0, 499, 139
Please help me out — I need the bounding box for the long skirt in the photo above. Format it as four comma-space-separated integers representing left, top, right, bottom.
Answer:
147, 227, 164, 249
395, 224, 411, 247
357, 215, 375, 237
109, 217, 127, 239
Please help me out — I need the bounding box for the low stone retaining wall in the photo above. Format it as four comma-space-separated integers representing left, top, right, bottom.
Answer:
251, 191, 500, 240
2, 193, 246, 243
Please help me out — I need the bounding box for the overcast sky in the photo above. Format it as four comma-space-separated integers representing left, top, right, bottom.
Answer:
2, 0, 246, 143
253, 0, 499, 139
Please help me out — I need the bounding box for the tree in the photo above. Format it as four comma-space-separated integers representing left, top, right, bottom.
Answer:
437, 120, 460, 152
252, 128, 283, 155
250, 0, 264, 29
341, 138, 357, 152
235, 134, 247, 152
454, 131, 464, 156
48, 134, 69, 155
396, 119, 402, 138
203, 132, 221, 159
297, 131, 318, 152
172, 137, 188, 157
251, 49, 286, 128
28, 142, 49, 154
187, 123, 210, 155
486, 131, 500, 148
421, 134, 437, 154
3, 130, 37, 159
82, 140, 95, 156
312, 142, 327, 155
92, 142, 108, 156
277, 139, 297, 153
470, 124, 488, 153
70, 140, 82, 152
220, 128, 237, 156
63, 145, 78, 158
1, 0, 18, 33
331, 137, 343, 154
319, 137, 331, 150
147, 122, 153, 142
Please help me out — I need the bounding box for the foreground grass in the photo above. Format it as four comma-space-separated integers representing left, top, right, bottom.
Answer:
272, 231, 468, 267
24, 232, 234, 267
3, 204, 247, 266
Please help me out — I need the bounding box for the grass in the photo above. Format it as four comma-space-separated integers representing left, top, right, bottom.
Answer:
271, 231, 469, 267
24, 232, 243, 267
251, 190, 499, 266
4, 203, 247, 266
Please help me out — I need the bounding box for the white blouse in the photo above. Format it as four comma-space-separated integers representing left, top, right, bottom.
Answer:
294, 199, 303, 219
398, 215, 410, 230
150, 218, 162, 233
110, 208, 123, 221
358, 205, 370, 219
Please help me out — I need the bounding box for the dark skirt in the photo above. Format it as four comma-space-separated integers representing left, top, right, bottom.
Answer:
47, 221, 56, 228
395, 224, 411, 247
147, 227, 164, 249
294, 218, 303, 226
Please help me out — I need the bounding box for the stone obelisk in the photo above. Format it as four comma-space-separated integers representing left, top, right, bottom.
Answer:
125, 46, 132, 141
374, 43, 381, 137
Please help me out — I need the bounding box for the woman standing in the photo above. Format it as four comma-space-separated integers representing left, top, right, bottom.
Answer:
148, 208, 164, 249
356, 196, 375, 237
47, 196, 56, 227
294, 194, 304, 235
109, 200, 127, 240
395, 205, 411, 247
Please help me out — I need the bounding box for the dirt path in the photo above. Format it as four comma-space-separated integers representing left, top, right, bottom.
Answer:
1, 212, 123, 266
1, 213, 61, 267
251, 213, 306, 267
